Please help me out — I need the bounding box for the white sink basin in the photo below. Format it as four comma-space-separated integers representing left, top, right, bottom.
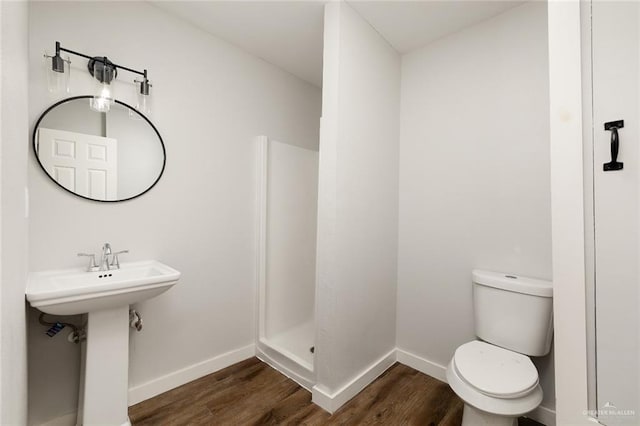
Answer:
26, 260, 180, 315
26, 259, 180, 425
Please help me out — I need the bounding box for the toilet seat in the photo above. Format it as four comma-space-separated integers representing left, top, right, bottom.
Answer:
446, 341, 543, 417
453, 341, 539, 399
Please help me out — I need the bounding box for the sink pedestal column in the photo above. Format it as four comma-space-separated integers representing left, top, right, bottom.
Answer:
81, 306, 131, 426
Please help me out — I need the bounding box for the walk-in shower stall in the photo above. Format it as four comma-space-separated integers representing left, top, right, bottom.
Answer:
255, 136, 318, 389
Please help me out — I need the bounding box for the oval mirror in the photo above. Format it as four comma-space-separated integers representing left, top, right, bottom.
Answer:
33, 96, 166, 202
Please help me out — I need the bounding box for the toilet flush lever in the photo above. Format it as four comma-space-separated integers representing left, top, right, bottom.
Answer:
604, 120, 624, 171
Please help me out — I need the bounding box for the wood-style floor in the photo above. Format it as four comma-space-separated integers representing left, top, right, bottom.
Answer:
129, 358, 462, 425
129, 358, 543, 426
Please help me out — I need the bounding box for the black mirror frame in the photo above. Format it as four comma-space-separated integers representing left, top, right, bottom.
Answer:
33, 95, 167, 203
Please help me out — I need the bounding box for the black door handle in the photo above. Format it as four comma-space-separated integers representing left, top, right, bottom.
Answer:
604, 120, 624, 171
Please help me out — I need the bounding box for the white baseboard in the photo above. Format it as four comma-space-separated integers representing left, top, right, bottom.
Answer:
396, 348, 448, 382
128, 343, 256, 405
311, 348, 396, 413
34, 412, 77, 426
395, 348, 556, 426
527, 405, 556, 426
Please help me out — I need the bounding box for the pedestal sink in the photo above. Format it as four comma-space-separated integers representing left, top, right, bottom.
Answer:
26, 260, 180, 426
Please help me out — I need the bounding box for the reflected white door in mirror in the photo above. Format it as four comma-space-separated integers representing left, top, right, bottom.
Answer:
33, 96, 166, 202
37, 128, 118, 200
26, 245, 180, 426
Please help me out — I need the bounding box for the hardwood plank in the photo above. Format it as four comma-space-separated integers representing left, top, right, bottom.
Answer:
245, 387, 327, 425
325, 365, 415, 425
129, 358, 268, 423
129, 358, 477, 426
319, 364, 462, 426
131, 403, 213, 426
205, 372, 299, 424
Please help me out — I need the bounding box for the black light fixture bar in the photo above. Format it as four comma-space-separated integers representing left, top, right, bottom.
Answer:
55, 41, 148, 79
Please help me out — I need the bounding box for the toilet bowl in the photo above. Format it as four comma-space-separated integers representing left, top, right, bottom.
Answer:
446, 270, 553, 426
446, 341, 543, 426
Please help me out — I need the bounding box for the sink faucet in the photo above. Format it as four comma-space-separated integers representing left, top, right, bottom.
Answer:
79, 243, 128, 272
110, 250, 129, 269
77, 253, 99, 272
100, 243, 112, 271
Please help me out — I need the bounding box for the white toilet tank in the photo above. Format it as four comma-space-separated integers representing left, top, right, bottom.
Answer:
473, 270, 553, 357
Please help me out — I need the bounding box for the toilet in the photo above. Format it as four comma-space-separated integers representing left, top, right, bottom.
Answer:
446, 270, 553, 426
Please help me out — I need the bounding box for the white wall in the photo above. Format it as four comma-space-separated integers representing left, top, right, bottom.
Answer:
28, 2, 320, 423
314, 1, 400, 405
397, 1, 555, 412
0, 1, 30, 424
547, 1, 589, 423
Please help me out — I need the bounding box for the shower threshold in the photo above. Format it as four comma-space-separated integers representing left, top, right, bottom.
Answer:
257, 320, 315, 389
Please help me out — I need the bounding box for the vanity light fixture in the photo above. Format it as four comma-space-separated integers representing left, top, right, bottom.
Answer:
134, 71, 152, 115
44, 47, 70, 94
89, 56, 116, 113
47, 41, 152, 114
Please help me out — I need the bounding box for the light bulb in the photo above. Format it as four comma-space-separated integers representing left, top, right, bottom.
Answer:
90, 59, 115, 113
98, 84, 112, 99
90, 83, 113, 113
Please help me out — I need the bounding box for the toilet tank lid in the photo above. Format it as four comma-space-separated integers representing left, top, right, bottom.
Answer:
472, 270, 553, 298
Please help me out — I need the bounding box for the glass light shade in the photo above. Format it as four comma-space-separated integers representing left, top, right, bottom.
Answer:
136, 91, 151, 115
90, 83, 113, 113
45, 51, 70, 94
90, 61, 114, 113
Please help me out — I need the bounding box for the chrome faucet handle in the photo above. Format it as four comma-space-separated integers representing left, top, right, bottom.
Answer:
109, 250, 129, 269
78, 253, 99, 272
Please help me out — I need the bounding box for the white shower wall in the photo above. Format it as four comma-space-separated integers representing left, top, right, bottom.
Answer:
313, 2, 400, 409
264, 140, 318, 344
256, 137, 318, 378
